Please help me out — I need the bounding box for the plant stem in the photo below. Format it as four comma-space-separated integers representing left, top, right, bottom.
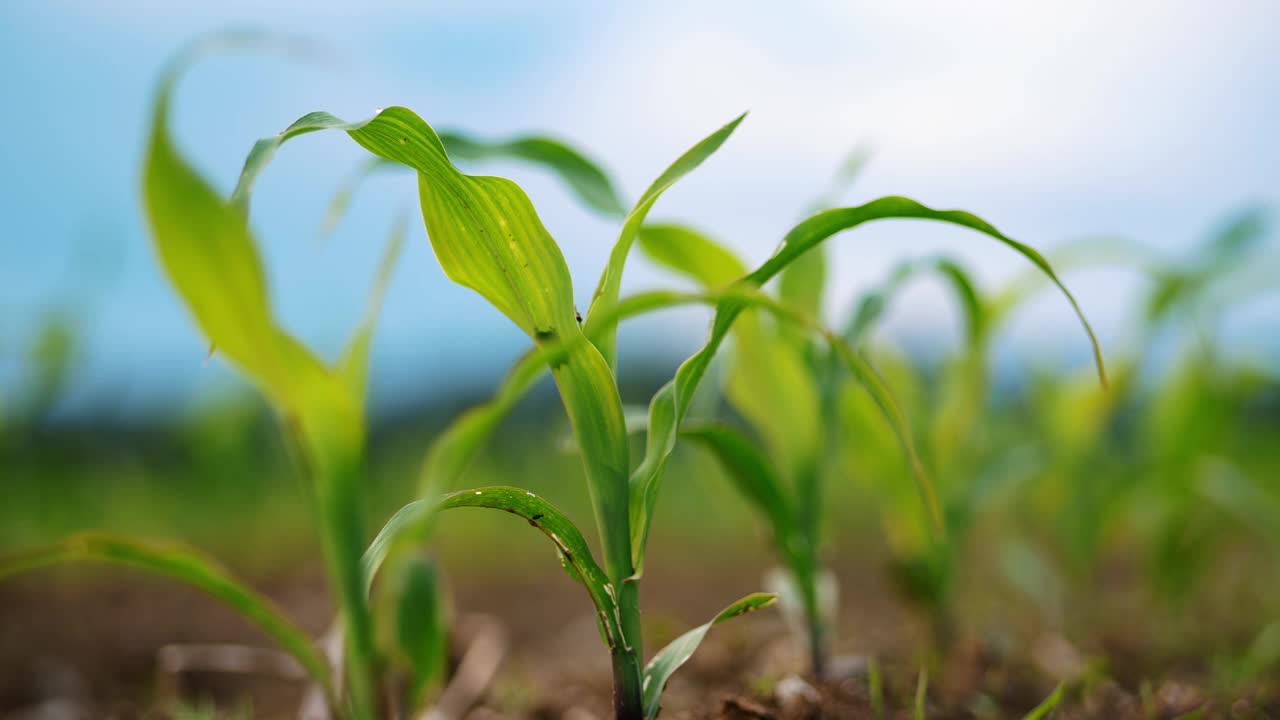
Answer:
549, 348, 645, 718
792, 459, 830, 678
287, 423, 378, 720
318, 460, 379, 720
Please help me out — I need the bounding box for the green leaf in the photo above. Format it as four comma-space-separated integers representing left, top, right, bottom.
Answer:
586, 113, 746, 372
392, 556, 448, 709
438, 130, 626, 217
680, 423, 797, 556
321, 131, 625, 239
340, 215, 406, 402
777, 144, 872, 324
144, 76, 280, 391
641, 593, 777, 719
988, 234, 1158, 332
0, 533, 336, 710
636, 223, 747, 288
777, 245, 827, 320
635, 223, 822, 503
1022, 682, 1066, 720
751, 198, 1104, 386
144, 45, 377, 718
367, 488, 628, 653
629, 197, 1106, 568
846, 256, 986, 350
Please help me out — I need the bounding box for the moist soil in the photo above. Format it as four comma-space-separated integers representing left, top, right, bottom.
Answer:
1, 561, 1275, 719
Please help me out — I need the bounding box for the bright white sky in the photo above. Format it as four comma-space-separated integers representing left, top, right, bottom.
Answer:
2, 1, 1277, 416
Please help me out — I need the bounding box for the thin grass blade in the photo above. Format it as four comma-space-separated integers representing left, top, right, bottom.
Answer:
641, 593, 777, 720
586, 114, 746, 372
1021, 682, 1067, 720
0, 533, 336, 709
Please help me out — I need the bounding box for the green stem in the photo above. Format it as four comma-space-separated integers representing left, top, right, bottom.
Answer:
789, 543, 829, 679
548, 347, 644, 718
319, 461, 379, 720
287, 423, 378, 720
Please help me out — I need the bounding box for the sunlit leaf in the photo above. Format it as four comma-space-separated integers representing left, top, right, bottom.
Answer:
629, 197, 1107, 568
641, 593, 777, 719
321, 131, 626, 239
439, 130, 626, 217
586, 114, 746, 372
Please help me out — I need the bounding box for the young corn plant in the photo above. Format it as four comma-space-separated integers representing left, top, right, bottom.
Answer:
287, 87, 1111, 709
226, 81, 791, 720
631, 182, 1106, 674
838, 255, 1016, 651
0, 39, 398, 718
0, 37, 627, 718
989, 207, 1277, 635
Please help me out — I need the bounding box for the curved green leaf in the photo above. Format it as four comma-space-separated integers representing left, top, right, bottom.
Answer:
365, 488, 627, 653
989, 234, 1159, 331
751, 198, 1105, 386
636, 223, 747, 288
1022, 683, 1066, 720
438, 130, 626, 217
629, 197, 1107, 568
586, 113, 747, 371
846, 256, 986, 350
635, 223, 821, 500
321, 131, 625, 239
0, 533, 336, 709
641, 592, 777, 719
145, 43, 377, 717
778, 143, 871, 326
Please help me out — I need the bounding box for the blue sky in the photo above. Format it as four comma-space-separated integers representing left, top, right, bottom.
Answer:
2, 1, 1278, 418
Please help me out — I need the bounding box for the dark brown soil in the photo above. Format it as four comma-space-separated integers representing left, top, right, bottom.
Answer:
1, 563, 1276, 719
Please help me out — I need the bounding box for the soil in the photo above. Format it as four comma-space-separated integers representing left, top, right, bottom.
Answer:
1, 562, 1276, 719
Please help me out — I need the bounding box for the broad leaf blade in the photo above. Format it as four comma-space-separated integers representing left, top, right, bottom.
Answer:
321, 131, 625, 239
641, 593, 777, 719
636, 223, 747, 288
0, 533, 335, 707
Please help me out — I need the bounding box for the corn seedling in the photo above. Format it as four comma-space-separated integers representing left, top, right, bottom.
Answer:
629, 165, 1105, 673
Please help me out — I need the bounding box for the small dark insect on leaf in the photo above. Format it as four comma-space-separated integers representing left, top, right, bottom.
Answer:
532, 513, 544, 520
575, 307, 583, 324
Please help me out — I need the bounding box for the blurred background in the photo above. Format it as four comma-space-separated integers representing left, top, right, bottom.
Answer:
2, 0, 1279, 716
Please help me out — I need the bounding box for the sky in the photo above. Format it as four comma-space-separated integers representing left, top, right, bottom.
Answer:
2, 1, 1278, 419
